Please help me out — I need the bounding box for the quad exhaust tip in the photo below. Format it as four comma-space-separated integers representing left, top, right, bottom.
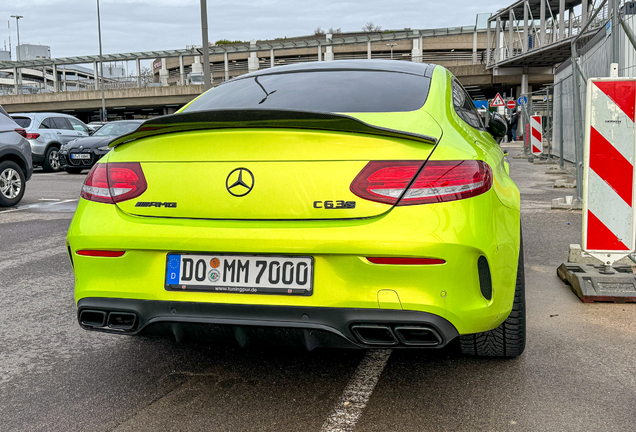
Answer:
351, 324, 442, 347
79, 310, 107, 328
79, 310, 138, 332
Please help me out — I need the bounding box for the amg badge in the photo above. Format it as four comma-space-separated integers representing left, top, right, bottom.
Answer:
135, 201, 177, 208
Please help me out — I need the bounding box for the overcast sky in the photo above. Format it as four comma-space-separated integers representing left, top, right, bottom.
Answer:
1, 0, 510, 59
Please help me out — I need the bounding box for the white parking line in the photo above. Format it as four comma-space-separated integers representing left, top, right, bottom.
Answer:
0, 198, 78, 214
321, 349, 392, 432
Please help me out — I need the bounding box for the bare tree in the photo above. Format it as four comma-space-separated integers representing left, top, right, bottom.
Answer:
328, 27, 342, 34
137, 66, 155, 86
362, 22, 382, 32
314, 26, 326, 36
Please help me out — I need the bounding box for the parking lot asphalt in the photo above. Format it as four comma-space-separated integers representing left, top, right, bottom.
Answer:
1, 149, 635, 432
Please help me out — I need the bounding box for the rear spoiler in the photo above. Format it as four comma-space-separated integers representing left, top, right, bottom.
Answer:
109, 109, 438, 148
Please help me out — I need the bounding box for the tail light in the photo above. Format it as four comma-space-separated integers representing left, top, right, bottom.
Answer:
25, 132, 40, 139
14, 128, 27, 138
80, 162, 147, 204
350, 160, 492, 206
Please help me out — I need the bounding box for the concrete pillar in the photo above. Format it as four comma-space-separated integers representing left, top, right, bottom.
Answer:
269, 49, 274, 68
248, 52, 259, 72
318, 44, 322, 62
411, 38, 422, 62
62, 66, 67, 92
367, 40, 372, 59
559, 0, 565, 40
136, 58, 141, 88
509, 10, 514, 58
192, 56, 203, 74
179, 55, 184, 86
582, 0, 588, 28
42, 67, 47, 91
225, 52, 230, 80
568, 8, 574, 37
93, 61, 99, 90
540, 0, 546, 46
473, 31, 478, 64
523, 0, 529, 53
52, 64, 58, 93
159, 58, 169, 86
495, 18, 501, 63
13, 67, 18, 94
325, 34, 334, 61
486, 20, 492, 66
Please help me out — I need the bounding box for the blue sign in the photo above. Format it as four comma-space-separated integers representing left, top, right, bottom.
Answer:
518, 96, 528, 106
473, 100, 488, 109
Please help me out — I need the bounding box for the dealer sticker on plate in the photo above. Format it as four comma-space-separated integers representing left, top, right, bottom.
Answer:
165, 253, 314, 295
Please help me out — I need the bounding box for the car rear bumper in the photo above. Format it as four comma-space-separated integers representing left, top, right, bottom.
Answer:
77, 297, 459, 349
68, 190, 520, 336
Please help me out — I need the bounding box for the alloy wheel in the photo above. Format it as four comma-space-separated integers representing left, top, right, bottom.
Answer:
49, 149, 61, 171
0, 168, 22, 199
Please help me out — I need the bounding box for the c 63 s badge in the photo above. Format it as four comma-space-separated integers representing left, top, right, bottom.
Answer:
313, 200, 356, 209
135, 201, 177, 208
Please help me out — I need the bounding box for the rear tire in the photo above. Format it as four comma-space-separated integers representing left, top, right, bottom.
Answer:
43, 146, 61, 172
65, 167, 84, 174
460, 233, 526, 358
0, 160, 26, 207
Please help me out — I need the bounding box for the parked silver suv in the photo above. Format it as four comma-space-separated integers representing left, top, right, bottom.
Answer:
0, 105, 33, 207
11, 112, 91, 172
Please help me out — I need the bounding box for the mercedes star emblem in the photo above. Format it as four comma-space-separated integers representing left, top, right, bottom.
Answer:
226, 168, 255, 197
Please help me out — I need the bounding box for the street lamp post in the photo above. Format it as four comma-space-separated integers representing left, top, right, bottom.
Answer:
387, 43, 397, 60
200, 0, 211, 91
10, 15, 23, 93
96, 0, 107, 122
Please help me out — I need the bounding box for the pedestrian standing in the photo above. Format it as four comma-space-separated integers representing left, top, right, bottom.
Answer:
510, 110, 519, 142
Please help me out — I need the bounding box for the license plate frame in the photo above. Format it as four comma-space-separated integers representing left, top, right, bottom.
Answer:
165, 253, 314, 296
70, 153, 91, 160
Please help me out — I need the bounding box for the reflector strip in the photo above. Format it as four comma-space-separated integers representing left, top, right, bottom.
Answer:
76, 250, 126, 257
366, 257, 445, 265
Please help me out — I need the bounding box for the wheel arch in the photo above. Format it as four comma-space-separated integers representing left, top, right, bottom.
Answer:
0, 148, 28, 178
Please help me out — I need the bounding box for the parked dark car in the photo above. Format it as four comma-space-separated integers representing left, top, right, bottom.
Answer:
0, 105, 33, 207
59, 120, 144, 174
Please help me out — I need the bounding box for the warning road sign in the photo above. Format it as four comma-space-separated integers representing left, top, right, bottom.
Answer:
491, 93, 505, 107
507, 100, 516, 109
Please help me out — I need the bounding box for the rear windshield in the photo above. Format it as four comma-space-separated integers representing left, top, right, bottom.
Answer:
182, 70, 431, 113
12, 117, 31, 128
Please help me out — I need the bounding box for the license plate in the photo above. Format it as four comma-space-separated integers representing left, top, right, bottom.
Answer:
70, 153, 90, 160
165, 253, 314, 296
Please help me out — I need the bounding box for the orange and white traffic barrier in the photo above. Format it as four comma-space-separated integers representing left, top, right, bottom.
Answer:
583, 78, 636, 263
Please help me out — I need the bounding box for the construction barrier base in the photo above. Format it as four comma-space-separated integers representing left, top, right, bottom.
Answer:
557, 263, 636, 303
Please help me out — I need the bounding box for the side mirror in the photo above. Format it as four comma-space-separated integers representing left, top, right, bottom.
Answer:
487, 112, 508, 143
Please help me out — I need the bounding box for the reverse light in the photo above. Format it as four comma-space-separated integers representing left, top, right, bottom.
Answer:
76, 250, 125, 257
80, 162, 147, 204
350, 160, 492, 206
25, 132, 40, 139
367, 257, 446, 265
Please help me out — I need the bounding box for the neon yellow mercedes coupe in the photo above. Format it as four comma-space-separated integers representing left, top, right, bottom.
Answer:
67, 60, 524, 357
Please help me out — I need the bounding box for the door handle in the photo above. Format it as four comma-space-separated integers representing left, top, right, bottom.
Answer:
56, 131, 61, 134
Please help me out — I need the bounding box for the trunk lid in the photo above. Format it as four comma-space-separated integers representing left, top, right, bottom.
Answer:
108, 110, 441, 220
